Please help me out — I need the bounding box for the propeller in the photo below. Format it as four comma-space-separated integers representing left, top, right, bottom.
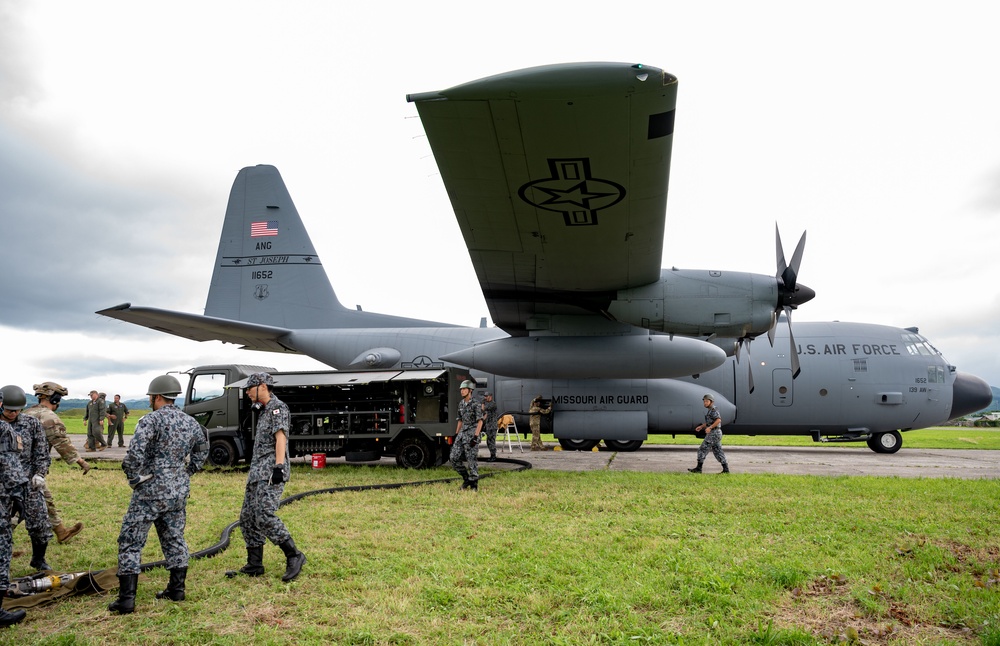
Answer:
768, 225, 815, 378
734, 337, 755, 394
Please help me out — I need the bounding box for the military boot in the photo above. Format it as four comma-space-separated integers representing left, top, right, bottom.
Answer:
108, 573, 138, 614
0, 608, 26, 627
155, 567, 187, 601
29, 537, 51, 571
687, 463, 703, 473
225, 545, 265, 578
467, 479, 478, 491
278, 538, 306, 582
54, 522, 84, 543
721, 464, 731, 474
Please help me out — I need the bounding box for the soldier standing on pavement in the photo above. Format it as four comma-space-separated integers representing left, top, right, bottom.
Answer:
225, 372, 306, 582
0, 391, 28, 627
481, 391, 498, 462
451, 380, 483, 490
106, 394, 129, 448
108, 375, 208, 614
82, 390, 107, 452
22, 382, 87, 543
688, 393, 730, 474
0, 386, 54, 572
528, 395, 552, 451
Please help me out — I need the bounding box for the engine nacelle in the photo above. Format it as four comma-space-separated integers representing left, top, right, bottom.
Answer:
607, 268, 778, 338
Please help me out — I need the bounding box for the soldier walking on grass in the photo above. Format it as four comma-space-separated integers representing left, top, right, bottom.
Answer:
451, 380, 484, 490
22, 382, 87, 543
0, 392, 27, 627
688, 393, 730, 474
108, 375, 208, 614
1, 386, 54, 572
225, 372, 306, 582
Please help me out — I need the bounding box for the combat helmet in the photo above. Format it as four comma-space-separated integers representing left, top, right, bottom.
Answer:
459, 379, 476, 390
147, 374, 183, 399
0, 385, 27, 410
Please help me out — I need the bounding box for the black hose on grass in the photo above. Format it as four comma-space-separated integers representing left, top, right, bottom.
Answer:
138, 457, 532, 571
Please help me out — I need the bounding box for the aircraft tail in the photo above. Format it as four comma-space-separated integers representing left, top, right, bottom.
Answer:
205, 165, 343, 327
206, 165, 451, 330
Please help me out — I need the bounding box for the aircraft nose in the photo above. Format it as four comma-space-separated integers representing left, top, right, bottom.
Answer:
949, 372, 994, 419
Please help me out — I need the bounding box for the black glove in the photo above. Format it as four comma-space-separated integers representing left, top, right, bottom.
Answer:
9, 494, 24, 523
270, 466, 285, 485
470, 433, 480, 447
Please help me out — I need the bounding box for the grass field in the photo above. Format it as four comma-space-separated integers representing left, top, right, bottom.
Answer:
4, 446, 999, 644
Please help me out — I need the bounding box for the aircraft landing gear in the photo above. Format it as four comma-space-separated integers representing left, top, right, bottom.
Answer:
603, 439, 643, 452
867, 430, 902, 454
558, 438, 599, 451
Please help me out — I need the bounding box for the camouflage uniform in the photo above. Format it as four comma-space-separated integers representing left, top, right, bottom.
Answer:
481, 396, 498, 459
9, 413, 53, 545
116, 404, 208, 576
450, 396, 483, 483
0, 419, 27, 593
696, 406, 729, 469
239, 394, 293, 548
83, 396, 107, 450
22, 404, 84, 531
528, 397, 552, 450
107, 400, 129, 447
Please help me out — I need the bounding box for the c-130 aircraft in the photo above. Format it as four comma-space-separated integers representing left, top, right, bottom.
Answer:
98, 63, 992, 454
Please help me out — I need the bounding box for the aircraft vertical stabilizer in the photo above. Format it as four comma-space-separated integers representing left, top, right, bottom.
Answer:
206, 164, 345, 328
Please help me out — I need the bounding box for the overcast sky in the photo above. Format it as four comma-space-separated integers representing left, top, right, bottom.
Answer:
2, 1, 998, 399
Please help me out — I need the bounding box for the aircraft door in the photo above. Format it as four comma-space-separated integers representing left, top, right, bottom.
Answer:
772, 369, 793, 407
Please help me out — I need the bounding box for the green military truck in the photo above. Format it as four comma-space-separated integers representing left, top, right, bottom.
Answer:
181, 364, 473, 469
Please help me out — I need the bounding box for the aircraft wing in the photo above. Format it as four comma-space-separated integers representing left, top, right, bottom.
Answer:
409, 63, 677, 335
96, 303, 295, 353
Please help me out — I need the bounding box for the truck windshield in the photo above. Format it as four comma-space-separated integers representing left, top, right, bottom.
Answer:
189, 372, 227, 403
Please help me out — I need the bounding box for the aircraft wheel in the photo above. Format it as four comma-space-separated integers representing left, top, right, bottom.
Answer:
603, 439, 644, 452
558, 438, 599, 451
867, 431, 902, 454
208, 438, 238, 467
395, 436, 435, 469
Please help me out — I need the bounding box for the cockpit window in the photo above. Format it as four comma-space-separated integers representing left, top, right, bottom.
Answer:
928, 365, 946, 384
901, 333, 940, 357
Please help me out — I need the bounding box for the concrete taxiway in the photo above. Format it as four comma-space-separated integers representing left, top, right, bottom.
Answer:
68, 435, 998, 479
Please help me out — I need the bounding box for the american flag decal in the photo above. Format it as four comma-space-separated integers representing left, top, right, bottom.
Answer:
250, 221, 279, 237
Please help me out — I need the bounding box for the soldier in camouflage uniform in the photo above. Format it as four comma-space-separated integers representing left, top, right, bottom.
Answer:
0, 386, 54, 572
22, 382, 87, 543
225, 372, 306, 582
688, 393, 730, 474
82, 390, 107, 451
108, 375, 208, 614
106, 394, 130, 448
0, 391, 28, 627
481, 391, 498, 461
451, 380, 484, 490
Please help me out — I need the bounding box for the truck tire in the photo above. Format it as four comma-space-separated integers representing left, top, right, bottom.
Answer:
208, 438, 238, 467
395, 436, 435, 469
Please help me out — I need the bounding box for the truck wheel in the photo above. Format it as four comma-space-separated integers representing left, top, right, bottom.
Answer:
867, 431, 902, 454
603, 439, 644, 452
558, 438, 599, 451
208, 438, 238, 467
395, 436, 434, 469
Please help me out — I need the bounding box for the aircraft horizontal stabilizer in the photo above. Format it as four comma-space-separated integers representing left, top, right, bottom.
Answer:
96, 303, 295, 353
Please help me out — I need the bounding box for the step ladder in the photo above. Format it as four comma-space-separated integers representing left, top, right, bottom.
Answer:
497, 413, 523, 453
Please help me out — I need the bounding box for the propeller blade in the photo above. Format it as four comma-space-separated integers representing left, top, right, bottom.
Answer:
775, 224, 787, 282
747, 339, 755, 394
785, 307, 801, 379
781, 231, 807, 291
